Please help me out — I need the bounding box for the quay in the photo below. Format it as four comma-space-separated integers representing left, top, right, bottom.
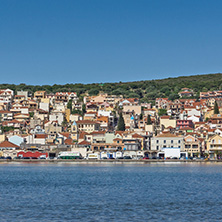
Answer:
0, 159, 222, 163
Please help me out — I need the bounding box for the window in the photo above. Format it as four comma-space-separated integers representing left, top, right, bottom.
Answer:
156, 146, 159, 150
171, 140, 173, 143
164, 140, 166, 143
178, 140, 181, 143
156, 140, 159, 144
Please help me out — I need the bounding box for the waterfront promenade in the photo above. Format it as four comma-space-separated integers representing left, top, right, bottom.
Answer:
0, 159, 221, 163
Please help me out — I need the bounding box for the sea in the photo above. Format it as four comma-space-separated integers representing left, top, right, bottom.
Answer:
0, 162, 222, 222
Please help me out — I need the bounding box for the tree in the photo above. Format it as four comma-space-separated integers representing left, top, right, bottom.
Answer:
158, 109, 168, 117
117, 112, 125, 131
155, 129, 157, 136
204, 153, 209, 159
88, 88, 99, 96
214, 101, 219, 114
139, 113, 143, 120
1, 126, 15, 132
82, 104, 86, 114
29, 112, 34, 118
168, 93, 180, 101
67, 99, 72, 111
127, 92, 140, 98
62, 118, 68, 127
147, 115, 152, 125
71, 109, 82, 115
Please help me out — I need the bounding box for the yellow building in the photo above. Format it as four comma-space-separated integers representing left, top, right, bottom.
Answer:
0, 134, 5, 143
160, 116, 176, 129
184, 135, 202, 157
65, 109, 71, 122
34, 91, 46, 100
206, 134, 222, 159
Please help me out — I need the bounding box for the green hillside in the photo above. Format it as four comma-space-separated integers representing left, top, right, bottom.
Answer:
1, 73, 222, 103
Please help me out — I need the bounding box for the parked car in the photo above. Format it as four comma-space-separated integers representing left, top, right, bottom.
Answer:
22, 157, 31, 159
152, 157, 157, 159
5, 156, 12, 160
123, 156, 132, 159
116, 157, 124, 159
102, 157, 107, 159
143, 157, 149, 160
137, 156, 143, 160
13, 157, 21, 159
31, 157, 38, 159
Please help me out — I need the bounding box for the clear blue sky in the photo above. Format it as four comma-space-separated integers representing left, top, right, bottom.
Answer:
1, 0, 222, 85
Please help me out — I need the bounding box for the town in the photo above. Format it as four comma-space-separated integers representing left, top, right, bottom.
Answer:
0, 87, 221, 161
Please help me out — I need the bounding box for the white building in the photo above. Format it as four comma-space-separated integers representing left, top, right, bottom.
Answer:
49, 111, 64, 125
151, 132, 184, 151
157, 148, 188, 159
0, 89, 14, 103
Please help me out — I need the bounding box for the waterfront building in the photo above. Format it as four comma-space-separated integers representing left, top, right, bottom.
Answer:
206, 134, 222, 159
151, 132, 184, 152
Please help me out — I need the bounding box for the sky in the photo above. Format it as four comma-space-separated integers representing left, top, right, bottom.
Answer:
0, 0, 222, 85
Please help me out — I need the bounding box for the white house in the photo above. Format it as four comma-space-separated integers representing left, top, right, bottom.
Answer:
49, 111, 64, 125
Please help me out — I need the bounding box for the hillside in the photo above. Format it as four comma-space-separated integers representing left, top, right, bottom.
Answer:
1, 73, 222, 103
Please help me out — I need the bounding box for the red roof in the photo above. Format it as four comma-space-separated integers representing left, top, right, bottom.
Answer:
0, 140, 19, 148
132, 133, 143, 138
90, 131, 106, 135
59, 132, 70, 138
79, 131, 88, 139
64, 138, 75, 145
113, 138, 122, 141
85, 112, 97, 114
78, 140, 91, 145
34, 134, 47, 139
160, 115, 170, 119
76, 120, 99, 124
0, 110, 11, 113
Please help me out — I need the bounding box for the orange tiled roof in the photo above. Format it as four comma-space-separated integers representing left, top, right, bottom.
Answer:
64, 138, 75, 145
78, 140, 91, 145
132, 133, 143, 138
35, 134, 48, 139
0, 140, 19, 148
59, 132, 70, 138
76, 120, 99, 124
90, 131, 106, 135
156, 132, 178, 137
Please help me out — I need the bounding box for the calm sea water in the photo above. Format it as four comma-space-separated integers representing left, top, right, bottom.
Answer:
0, 162, 222, 222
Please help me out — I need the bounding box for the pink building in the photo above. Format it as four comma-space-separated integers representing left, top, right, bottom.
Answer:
176, 120, 193, 129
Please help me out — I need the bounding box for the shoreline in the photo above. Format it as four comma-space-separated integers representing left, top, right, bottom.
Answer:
0, 159, 222, 163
